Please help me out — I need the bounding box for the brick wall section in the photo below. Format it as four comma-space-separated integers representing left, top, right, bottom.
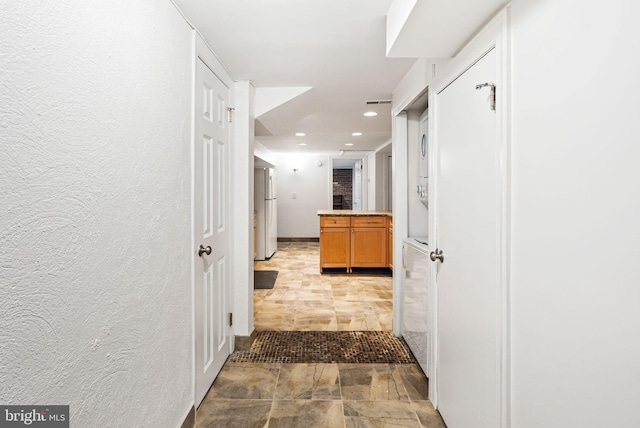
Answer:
333, 169, 353, 209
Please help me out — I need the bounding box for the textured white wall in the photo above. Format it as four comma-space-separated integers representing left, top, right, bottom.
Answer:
510, 0, 640, 426
276, 154, 330, 238
0, 1, 194, 426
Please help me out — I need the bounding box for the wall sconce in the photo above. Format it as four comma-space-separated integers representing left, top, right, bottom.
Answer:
292, 168, 299, 172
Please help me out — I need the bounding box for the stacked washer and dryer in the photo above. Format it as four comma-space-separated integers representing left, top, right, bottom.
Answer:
402, 110, 431, 376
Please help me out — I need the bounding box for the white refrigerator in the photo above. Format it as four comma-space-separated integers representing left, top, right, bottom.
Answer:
254, 168, 277, 260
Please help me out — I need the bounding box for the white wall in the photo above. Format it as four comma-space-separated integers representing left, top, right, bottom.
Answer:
510, 1, 640, 426
372, 143, 393, 211
231, 82, 255, 338
0, 1, 194, 426
276, 153, 330, 238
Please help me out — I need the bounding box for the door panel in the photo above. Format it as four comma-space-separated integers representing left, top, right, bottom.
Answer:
194, 58, 230, 406
319, 227, 350, 270
350, 227, 387, 268
435, 48, 500, 428
216, 140, 226, 232
203, 136, 213, 237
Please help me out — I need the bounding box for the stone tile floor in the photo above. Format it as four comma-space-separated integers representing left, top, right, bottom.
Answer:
196, 241, 446, 427
253, 241, 393, 331
197, 362, 445, 427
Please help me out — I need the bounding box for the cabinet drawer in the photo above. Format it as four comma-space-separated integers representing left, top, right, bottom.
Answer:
351, 216, 387, 227
320, 216, 350, 227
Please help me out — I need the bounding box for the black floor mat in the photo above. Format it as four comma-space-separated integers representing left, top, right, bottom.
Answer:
254, 270, 278, 289
228, 331, 417, 364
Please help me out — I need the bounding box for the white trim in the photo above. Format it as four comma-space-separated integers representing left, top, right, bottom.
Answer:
169, 0, 195, 30
498, 8, 512, 428
391, 112, 408, 337
175, 402, 194, 428
428, 7, 511, 427
195, 33, 233, 89
327, 155, 369, 211
428, 88, 437, 405
189, 30, 197, 410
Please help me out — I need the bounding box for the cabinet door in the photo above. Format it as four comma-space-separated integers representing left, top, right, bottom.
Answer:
351, 227, 388, 268
319, 227, 350, 270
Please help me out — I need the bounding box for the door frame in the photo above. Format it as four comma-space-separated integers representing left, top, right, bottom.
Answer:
191, 32, 235, 408
428, 7, 511, 427
327, 155, 368, 210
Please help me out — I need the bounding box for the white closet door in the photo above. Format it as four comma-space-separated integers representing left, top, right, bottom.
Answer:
194, 58, 231, 407
435, 48, 501, 428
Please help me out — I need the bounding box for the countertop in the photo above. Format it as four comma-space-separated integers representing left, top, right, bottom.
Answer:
317, 210, 392, 217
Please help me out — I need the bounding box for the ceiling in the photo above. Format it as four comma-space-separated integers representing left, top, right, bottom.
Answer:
172, 0, 417, 155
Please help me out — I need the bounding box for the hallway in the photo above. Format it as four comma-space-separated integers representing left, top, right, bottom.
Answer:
194, 241, 446, 427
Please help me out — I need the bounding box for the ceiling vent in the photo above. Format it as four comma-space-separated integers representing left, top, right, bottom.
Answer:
365, 100, 392, 105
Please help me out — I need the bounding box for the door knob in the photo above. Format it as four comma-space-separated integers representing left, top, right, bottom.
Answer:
198, 244, 212, 257
430, 248, 444, 263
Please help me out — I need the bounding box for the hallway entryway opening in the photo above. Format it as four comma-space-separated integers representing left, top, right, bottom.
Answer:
193, 241, 445, 427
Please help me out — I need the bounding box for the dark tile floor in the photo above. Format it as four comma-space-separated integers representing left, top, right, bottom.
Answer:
196, 362, 445, 428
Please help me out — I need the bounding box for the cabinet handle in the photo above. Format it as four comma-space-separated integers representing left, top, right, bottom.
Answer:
320, 229, 323, 233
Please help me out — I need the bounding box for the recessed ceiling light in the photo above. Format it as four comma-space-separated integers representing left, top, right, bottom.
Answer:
352, 132, 363, 136
345, 143, 354, 146
298, 142, 307, 146
295, 132, 306, 137
364, 111, 378, 117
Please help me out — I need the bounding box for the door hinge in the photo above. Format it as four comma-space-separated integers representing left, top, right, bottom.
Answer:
227, 107, 235, 123
229, 312, 233, 326
475, 83, 496, 111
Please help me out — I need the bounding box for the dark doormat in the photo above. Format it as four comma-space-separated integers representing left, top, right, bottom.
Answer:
254, 270, 278, 289
228, 331, 417, 364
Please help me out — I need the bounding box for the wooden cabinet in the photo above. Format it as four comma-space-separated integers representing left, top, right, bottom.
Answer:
350, 216, 387, 268
319, 217, 350, 271
321, 216, 350, 228
319, 213, 391, 272
351, 216, 387, 228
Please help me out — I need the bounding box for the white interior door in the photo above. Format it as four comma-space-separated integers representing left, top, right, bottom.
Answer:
194, 58, 231, 407
353, 160, 362, 210
434, 48, 501, 428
